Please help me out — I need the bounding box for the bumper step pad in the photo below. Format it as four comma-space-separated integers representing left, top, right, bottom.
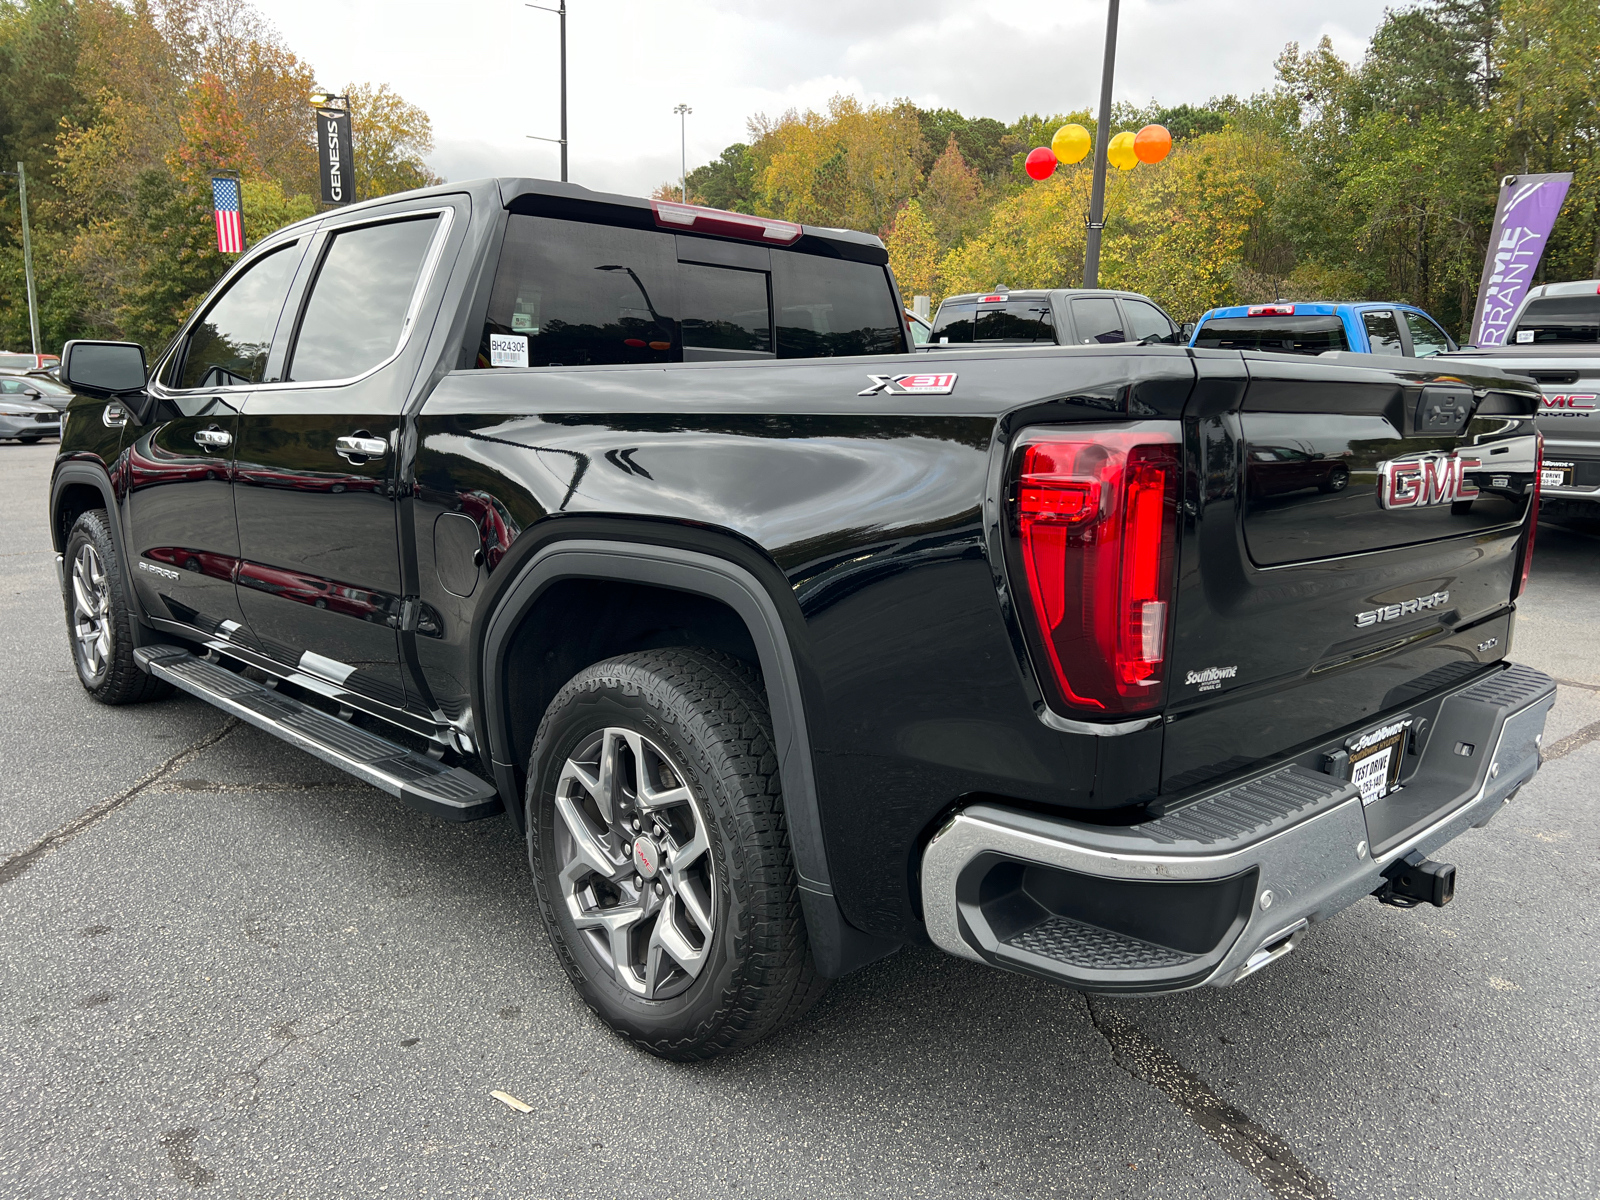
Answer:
135, 645, 500, 821
1007, 916, 1198, 971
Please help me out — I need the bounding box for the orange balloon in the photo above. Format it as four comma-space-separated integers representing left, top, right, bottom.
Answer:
1135, 124, 1173, 164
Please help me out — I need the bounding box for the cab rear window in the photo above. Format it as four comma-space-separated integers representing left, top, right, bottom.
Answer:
1512, 296, 1600, 344
478, 214, 904, 367
1194, 316, 1349, 355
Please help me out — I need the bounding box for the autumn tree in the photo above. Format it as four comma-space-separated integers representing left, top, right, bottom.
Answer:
884, 200, 940, 301
920, 136, 985, 247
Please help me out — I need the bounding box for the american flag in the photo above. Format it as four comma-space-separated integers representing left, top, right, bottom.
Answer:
212, 175, 244, 254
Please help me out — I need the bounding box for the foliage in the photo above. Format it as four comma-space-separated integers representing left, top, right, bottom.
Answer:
657, 1, 1600, 333
0, 0, 440, 354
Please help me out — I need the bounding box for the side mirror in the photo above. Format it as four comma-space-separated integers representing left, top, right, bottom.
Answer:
1180, 322, 1196, 341
61, 340, 148, 400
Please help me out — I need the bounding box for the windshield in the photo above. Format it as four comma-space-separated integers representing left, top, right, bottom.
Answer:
1512, 295, 1600, 344
0, 354, 35, 369
1193, 315, 1349, 355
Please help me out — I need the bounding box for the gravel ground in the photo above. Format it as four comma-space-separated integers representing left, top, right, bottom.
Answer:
2, 439, 1595, 1199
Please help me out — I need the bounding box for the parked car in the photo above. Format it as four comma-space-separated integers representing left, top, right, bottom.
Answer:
0, 350, 60, 371
50, 179, 1552, 1062
906, 308, 932, 345
0, 371, 74, 411
0, 393, 60, 442
1190, 302, 1457, 357
928, 288, 1185, 347
1444, 279, 1600, 521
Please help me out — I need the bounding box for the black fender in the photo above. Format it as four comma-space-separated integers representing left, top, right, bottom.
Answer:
50, 461, 151, 648
473, 528, 900, 978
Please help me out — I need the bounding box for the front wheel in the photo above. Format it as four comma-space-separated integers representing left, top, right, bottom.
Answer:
62, 509, 171, 705
527, 648, 825, 1060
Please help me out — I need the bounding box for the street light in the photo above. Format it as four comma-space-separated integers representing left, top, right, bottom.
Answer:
1, 162, 39, 357
526, 1, 569, 182
674, 103, 692, 203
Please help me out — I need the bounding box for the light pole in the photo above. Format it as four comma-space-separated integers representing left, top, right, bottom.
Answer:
1083, 0, 1120, 288
674, 103, 692, 203
1, 162, 40, 357
526, 1, 569, 181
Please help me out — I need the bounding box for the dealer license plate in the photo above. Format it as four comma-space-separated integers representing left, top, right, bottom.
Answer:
1346, 718, 1412, 806
1542, 461, 1573, 488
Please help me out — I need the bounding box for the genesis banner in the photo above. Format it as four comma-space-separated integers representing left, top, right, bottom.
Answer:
315, 108, 354, 205
1470, 172, 1572, 347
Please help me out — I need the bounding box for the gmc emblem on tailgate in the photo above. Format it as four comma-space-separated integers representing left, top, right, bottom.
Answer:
1375, 451, 1481, 509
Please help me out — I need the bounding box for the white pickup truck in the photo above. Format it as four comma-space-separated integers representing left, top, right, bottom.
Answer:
1447, 279, 1600, 520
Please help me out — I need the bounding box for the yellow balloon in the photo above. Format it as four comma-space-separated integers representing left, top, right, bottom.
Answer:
1107, 130, 1138, 171
1051, 123, 1091, 165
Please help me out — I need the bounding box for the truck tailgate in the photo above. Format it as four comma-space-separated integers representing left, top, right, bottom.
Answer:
1163, 350, 1540, 796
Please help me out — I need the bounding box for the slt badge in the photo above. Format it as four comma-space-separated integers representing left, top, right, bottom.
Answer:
858, 372, 958, 396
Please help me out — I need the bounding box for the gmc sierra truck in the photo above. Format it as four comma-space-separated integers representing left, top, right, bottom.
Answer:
50, 179, 1554, 1060
1446, 279, 1600, 521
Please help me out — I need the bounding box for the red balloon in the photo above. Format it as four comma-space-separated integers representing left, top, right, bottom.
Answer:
1025, 147, 1058, 181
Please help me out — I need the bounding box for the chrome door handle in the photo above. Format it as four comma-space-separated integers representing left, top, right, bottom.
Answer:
193, 427, 232, 449
336, 434, 387, 460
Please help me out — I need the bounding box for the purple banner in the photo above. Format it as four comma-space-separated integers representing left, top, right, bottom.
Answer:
1470, 172, 1572, 347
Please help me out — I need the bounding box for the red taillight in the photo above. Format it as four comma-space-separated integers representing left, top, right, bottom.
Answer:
1513, 431, 1543, 599
1247, 304, 1295, 316
1011, 426, 1182, 715
651, 200, 802, 245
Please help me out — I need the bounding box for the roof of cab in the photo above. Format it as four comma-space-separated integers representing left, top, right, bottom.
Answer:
257, 176, 887, 259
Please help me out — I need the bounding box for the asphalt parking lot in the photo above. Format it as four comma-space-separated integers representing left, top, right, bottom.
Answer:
2, 438, 1596, 1200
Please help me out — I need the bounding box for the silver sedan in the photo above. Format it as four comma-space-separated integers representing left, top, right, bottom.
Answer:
0, 396, 60, 442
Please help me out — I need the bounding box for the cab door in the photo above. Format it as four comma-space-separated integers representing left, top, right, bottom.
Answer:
126, 239, 306, 639
232, 206, 454, 717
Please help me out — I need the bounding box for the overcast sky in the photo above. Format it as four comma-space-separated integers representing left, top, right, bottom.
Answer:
259, 0, 1395, 199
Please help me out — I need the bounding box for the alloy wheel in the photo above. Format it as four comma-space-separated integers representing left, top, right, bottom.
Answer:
71, 543, 112, 683
553, 727, 717, 1001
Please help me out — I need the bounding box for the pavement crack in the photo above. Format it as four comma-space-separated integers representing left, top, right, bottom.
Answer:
0, 718, 242, 890
1084, 994, 1335, 1200
1540, 717, 1600, 763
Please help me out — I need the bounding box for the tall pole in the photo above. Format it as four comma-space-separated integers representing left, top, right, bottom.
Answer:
675, 103, 692, 202
1083, 0, 1119, 289
525, 3, 568, 180
559, 0, 568, 182
16, 163, 39, 357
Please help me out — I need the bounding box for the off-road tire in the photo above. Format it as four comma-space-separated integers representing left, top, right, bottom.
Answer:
527, 648, 827, 1060
62, 509, 171, 705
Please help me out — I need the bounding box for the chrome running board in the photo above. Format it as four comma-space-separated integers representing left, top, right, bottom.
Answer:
135, 645, 500, 821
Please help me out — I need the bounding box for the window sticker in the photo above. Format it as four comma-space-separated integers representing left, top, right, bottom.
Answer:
490, 333, 529, 368
1516, 329, 1535, 343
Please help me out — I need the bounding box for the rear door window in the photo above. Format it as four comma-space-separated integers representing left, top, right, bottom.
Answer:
771, 253, 904, 357
1513, 295, 1600, 343
931, 302, 975, 343
975, 301, 1053, 342
1123, 299, 1177, 344
481, 215, 679, 368
174, 243, 300, 389
679, 263, 772, 359
1402, 311, 1451, 358
1361, 310, 1405, 355
1192, 316, 1349, 355
1069, 297, 1126, 344
288, 216, 441, 382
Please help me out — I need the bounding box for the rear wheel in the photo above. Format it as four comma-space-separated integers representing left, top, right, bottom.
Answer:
62, 510, 171, 705
527, 648, 825, 1060
1320, 465, 1350, 493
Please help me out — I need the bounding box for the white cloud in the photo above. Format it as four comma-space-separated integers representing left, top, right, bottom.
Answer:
257, 0, 1391, 198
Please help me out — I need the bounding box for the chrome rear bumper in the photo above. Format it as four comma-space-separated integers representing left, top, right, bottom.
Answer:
920, 663, 1556, 993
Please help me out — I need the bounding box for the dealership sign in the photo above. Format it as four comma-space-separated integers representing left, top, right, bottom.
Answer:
1469, 173, 1572, 347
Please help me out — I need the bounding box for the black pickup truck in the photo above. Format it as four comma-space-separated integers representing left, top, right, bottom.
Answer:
50, 179, 1555, 1060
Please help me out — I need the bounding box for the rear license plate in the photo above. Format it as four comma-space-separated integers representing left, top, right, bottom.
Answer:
1542, 461, 1574, 488
1346, 718, 1412, 805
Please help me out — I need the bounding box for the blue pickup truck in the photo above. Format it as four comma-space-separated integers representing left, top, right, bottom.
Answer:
1189, 302, 1458, 358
